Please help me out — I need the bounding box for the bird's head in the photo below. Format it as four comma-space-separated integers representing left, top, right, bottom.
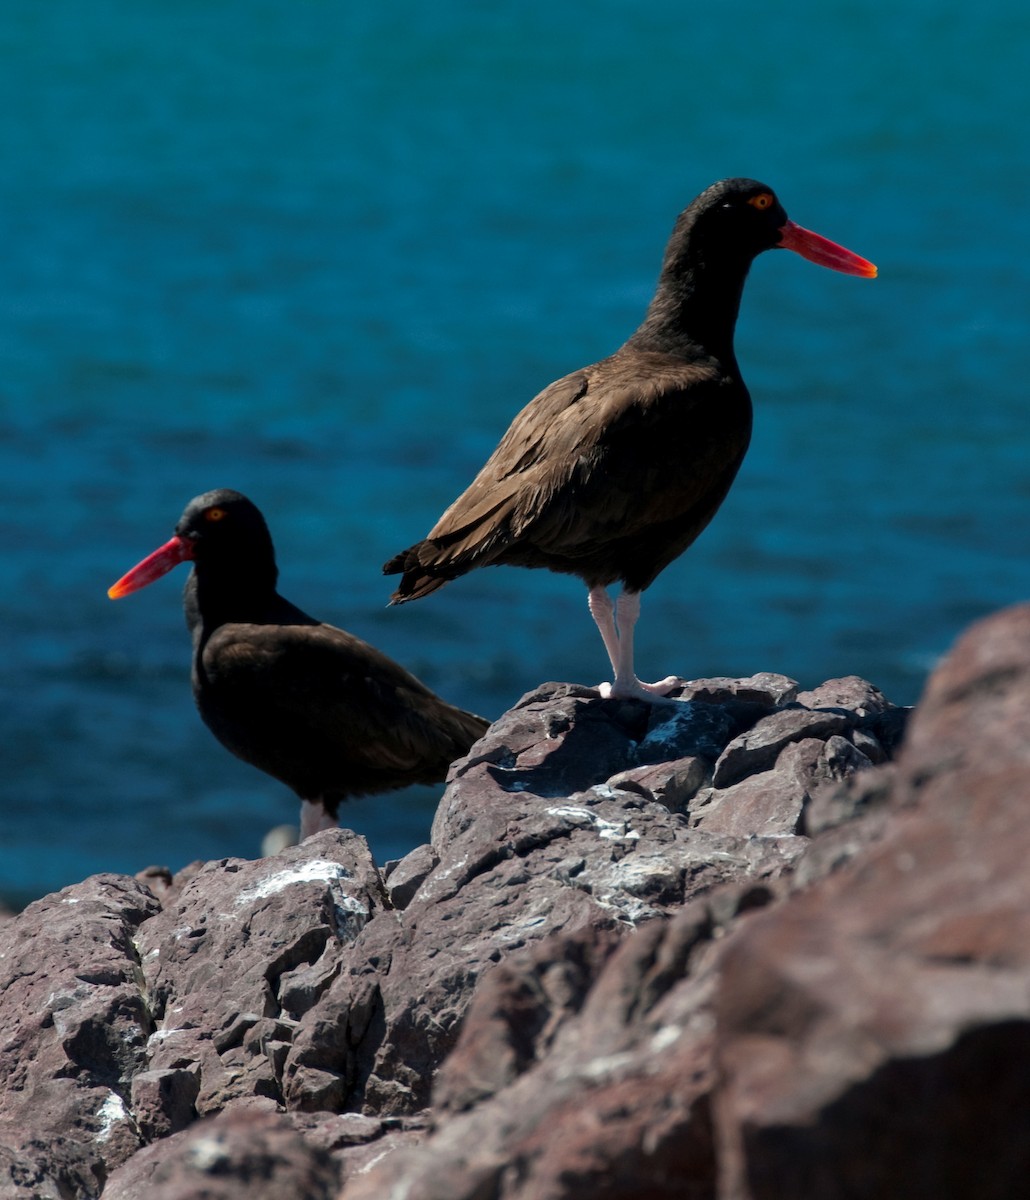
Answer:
673, 177, 877, 277
108, 489, 275, 599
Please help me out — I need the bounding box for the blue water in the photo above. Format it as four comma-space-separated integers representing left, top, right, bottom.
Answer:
2, 0, 1028, 906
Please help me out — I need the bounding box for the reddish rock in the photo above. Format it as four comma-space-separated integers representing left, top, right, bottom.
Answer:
0, 874, 160, 1197
696, 735, 872, 837
101, 1107, 338, 1200
382, 842, 439, 910
136, 830, 387, 1117
678, 673, 800, 707
794, 675, 892, 717
431, 923, 627, 1114
713, 605, 1030, 1200
130, 1067, 201, 1140
711, 707, 852, 789
0, 666, 914, 1197
341, 893, 764, 1200
333, 615, 1030, 1199
278, 679, 832, 1121
608, 756, 710, 810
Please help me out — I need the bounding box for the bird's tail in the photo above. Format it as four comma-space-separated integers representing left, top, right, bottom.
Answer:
383, 543, 452, 605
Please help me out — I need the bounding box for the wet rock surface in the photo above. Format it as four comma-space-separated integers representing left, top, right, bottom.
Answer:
3, 610, 1029, 1197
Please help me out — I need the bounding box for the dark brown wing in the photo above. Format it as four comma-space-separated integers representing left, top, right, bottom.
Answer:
386, 352, 750, 596
383, 370, 590, 594
195, 622, 489, 802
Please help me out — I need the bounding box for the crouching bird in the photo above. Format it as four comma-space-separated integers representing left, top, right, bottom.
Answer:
109, 489, 489, 840
384, 178, 876, 702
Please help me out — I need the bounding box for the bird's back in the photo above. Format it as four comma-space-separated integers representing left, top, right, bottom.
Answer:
385, 351, 752, 598
189, 589, 488, 807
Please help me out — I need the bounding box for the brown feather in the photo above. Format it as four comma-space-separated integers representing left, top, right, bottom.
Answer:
386, 354, 750, 596
112, 489, 489, 823
383, 178, 874, 697
197, 621, 488, 811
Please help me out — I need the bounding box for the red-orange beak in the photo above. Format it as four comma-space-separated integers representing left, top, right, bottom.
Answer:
108, 535, 194, 599
778, 220, 877, 278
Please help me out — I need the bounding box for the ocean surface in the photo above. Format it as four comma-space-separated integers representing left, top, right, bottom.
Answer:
2, 0, 1028, 907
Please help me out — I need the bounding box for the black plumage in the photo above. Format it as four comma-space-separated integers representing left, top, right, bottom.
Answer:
385, 178, 875, 700
110, 489, 489, 838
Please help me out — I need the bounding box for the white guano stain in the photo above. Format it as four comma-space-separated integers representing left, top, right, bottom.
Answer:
649, 1024, 683, 1054
545, 804, 640, 841
233, 859, 353, 907
233, 858, 370, 939
186, 1135, 231, 1170
95, 1091, 129, 1142
146, 1028, 184, 1049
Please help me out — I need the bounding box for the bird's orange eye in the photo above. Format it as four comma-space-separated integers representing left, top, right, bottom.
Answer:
748, 192, 774, 210
205, 507, 227, 522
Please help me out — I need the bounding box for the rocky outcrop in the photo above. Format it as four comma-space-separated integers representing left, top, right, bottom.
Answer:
3, 606, 1030, 1198
713, 604, 1030, 1200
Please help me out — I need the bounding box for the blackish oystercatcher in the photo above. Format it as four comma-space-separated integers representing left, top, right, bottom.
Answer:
384, 178, 876, 701
109, 490, 489, 840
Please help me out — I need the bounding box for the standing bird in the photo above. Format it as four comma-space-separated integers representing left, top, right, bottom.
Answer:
384, 178, 876, 701
109, 489, 489, 840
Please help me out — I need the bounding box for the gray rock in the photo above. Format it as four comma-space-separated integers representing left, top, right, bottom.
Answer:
341, 896, 738, 1200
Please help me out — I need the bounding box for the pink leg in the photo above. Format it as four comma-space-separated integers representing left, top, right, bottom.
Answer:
593, 588, 681, 702
300, 799, 339, 840
587, 586, 621, 674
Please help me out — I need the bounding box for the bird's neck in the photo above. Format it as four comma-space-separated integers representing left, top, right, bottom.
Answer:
627, 252, 753, 365
185, 559, 280, 632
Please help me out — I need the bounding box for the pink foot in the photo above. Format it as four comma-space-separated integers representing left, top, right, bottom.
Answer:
596, 675, 682, 702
